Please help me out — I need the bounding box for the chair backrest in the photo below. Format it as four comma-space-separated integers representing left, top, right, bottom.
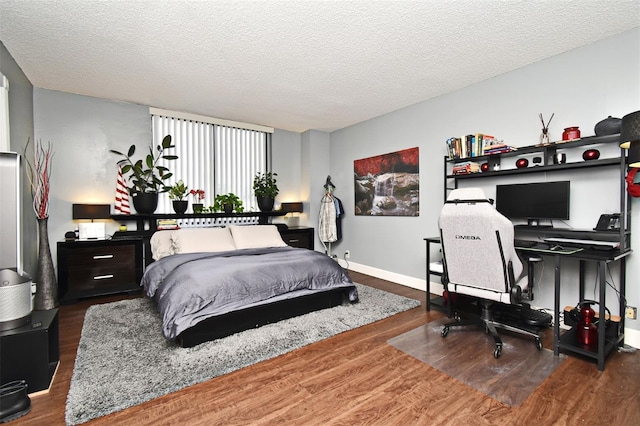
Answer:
439, 188, 523, 295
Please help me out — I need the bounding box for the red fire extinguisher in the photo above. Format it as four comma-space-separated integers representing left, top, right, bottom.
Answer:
577, 302, 597, 346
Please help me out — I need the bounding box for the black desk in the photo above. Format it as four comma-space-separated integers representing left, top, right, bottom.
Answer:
425, 236, 631, 371
516, 244, 631, 371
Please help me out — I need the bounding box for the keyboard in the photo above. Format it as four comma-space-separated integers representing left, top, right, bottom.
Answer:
544, 237, 619, 250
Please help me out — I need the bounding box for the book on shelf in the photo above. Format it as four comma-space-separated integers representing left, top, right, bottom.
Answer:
483, 142, 517, 155
156, 219, 179, 230
452, 161, 481, 175
447, 134, 499, 159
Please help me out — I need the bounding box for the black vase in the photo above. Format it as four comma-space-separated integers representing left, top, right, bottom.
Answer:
594, 116, 622, 136
223, 204, 234, 214
132, 192, 159, 214
257, 196, 275, 212
35, 217, 58, 310
172, 200, 188, 214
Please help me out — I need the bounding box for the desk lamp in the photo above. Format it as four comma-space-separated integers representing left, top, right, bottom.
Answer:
280, 202, 303, 227
72, 204, 110, 239
620, 110, 640, 168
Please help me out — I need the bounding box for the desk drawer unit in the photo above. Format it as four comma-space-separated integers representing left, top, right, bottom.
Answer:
57, 239, 143, 302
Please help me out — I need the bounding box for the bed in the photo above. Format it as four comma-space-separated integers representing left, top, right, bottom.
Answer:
142, 225, 358, 347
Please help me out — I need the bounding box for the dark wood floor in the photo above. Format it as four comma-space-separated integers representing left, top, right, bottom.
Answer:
12, 271, 640, 425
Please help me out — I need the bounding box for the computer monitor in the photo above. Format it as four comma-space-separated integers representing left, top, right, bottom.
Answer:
495, 181, 570, 226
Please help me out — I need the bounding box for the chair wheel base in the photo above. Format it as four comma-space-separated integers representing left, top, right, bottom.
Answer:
494, 345, 502, 358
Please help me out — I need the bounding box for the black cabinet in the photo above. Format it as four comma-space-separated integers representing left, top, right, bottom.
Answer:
0, 309, 59, 394
57, 239, 144, 302
279, 227, 314, 250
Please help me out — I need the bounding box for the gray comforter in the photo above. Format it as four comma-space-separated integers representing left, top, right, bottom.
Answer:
142, 246, 358, 339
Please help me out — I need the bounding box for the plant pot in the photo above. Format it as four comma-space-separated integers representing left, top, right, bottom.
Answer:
256, 196, 275, 212
192, 203, 204, 213
132, 192, 159, 214
172, 200, 188, 214
223, 204, 234, 214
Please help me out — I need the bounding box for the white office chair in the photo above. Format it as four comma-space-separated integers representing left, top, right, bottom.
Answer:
438, 188, 543, 358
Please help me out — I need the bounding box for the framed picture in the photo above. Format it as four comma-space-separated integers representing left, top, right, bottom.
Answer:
354, 147, 419, 216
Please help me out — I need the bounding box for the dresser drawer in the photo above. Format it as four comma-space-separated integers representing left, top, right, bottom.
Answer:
66, 245, 134, 270
57, 239, 144, 302
67, 266, 137, 292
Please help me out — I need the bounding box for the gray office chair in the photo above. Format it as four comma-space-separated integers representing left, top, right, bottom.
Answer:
438, 188, 543, 358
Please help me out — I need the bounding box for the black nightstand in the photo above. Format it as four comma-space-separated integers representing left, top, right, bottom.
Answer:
279, 227, 314, 250
0, 309, 59, 394
57, 239, 144, 303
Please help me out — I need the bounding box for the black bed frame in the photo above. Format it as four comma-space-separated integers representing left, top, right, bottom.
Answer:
176, 287, 352, 348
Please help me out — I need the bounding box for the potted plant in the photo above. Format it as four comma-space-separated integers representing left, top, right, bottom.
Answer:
213, 193, 244, 214
110, 135, 178, 214
168, 180, 189, 214
190, 188, 205, 213
253, 172, 279, 211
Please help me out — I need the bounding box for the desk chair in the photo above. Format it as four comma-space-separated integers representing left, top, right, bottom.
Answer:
439, 188, 543, 358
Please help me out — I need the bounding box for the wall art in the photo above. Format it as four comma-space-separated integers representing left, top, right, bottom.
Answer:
354, 147, 419, 216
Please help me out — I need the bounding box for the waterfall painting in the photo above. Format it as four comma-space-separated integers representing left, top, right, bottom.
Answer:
354, 147, 419, 216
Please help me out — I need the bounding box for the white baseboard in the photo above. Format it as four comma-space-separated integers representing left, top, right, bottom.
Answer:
624, 327, 640, 349
345, 260, 426, 291
345, 260, 640, 349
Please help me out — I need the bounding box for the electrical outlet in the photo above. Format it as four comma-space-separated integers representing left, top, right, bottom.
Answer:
344, 250, 350, 259
625, 306, 637, 320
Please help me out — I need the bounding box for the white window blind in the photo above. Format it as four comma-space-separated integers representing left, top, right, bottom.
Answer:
152, 114, 270, 215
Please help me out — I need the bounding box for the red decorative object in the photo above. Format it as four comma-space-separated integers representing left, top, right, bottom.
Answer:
480, 162, 489, 172
516, 158, 529, 168
114, 165, 130, 214
562, 126, 581, 141
442, 290, 457, 305
582, 149, 600, 161
577, 304, 597, 346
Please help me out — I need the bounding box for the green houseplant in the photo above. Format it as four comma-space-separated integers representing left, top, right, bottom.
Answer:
168, 180, 189, 214
110, 135, 177, 214
253, 172, 279, 211
213, 193, 244, 214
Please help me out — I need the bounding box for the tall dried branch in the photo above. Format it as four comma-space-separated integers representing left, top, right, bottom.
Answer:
24, 138, 54, 219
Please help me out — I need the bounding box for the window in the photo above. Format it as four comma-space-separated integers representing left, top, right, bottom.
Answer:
151, 109, 272, 216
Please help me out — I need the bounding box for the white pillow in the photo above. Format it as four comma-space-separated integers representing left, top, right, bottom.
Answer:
172, 227, 237, 254
229, 225, 288, 249
150, 231, 175, 260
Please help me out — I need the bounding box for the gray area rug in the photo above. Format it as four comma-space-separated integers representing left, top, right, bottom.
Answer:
66, 283, 420, 425
388, 318, 566, 406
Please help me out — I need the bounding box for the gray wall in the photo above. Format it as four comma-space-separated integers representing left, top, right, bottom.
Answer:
1, 41, 36, 276
328, 28, 640, 335
32, 91, 311, 264
33, 89, 152, 263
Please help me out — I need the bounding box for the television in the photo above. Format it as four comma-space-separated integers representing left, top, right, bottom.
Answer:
495, 181, 570, 226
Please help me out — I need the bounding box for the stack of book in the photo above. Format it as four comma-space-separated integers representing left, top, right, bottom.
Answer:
482, 143, 517, 155
156, 219, 179, 230
446, 134, 498, 159
452, 161, 481, 175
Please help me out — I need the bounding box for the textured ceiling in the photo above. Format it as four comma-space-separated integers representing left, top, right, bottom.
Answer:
0, 1, 638, 132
